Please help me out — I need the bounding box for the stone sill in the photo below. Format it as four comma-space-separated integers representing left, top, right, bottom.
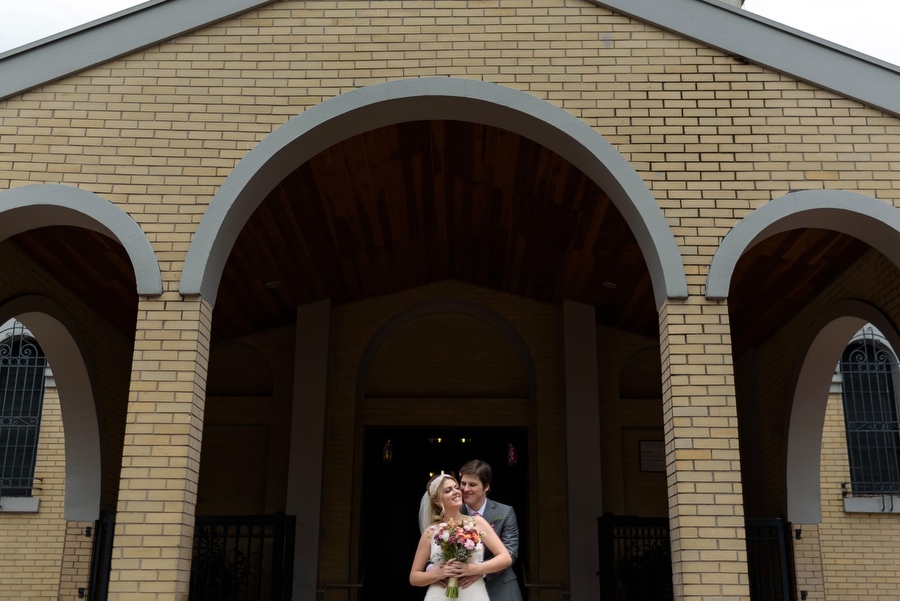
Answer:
0, 496, 40, 513
844, 495, 900, 513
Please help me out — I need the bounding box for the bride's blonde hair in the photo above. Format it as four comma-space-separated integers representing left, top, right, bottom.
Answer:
426, 473, 456, 524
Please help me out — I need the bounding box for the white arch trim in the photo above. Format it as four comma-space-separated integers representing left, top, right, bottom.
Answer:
180, 77, 688, 308
787, 300, 900, 523
707, 190, 900, 299
0, 184, 162, 295
0, 296, 101, 521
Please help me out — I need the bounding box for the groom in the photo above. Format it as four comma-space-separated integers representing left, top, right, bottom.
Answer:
458, 459, 523, 601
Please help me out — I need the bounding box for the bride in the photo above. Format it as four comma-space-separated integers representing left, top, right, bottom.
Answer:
410, 473, 512, 600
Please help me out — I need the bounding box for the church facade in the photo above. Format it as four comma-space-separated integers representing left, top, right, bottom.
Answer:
2, 1, 900, 600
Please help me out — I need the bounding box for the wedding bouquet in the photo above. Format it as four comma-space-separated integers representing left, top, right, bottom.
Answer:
432, 517, 484, 598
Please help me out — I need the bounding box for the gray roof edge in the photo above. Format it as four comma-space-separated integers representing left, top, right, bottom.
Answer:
3, 0, 900, 118
593, 0, 900, 118
0, 0, 280, 102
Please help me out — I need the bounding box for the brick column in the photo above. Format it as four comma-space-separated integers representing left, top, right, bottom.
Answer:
659, 298, 750, 601
789, 522, 824, 601
108, 294, 212, 601
59, 521, 96, 600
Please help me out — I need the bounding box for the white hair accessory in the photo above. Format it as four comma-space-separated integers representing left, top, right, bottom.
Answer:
419, 474, 452, 533
429, 474, 449, 496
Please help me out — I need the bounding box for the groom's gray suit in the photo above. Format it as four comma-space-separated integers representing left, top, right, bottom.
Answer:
464, 499, 523, 601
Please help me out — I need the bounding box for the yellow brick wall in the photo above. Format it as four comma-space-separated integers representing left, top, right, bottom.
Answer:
108, 295, 212, 600
817, 390, 900, 600
660, 298, 748, 601
2, 0, 898, 293
58, 521, 96, 601
0, 386, 65, 599
1, 0, 900, 599
790, 522, 825, 601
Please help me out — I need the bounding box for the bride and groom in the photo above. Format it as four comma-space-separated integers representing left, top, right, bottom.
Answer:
410, 459, 524, 601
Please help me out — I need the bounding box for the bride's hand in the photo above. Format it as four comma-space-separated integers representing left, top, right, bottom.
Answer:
440, 559, 463, 578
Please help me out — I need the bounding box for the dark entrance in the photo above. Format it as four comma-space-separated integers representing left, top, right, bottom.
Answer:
360, 426, 529, 601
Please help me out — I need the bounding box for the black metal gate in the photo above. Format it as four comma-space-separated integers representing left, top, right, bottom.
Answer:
745, 518, 792, 601
598, 515, 672, 601
189, 514, 296, 601
598, 514, 792, 601
87, 512, 116, 600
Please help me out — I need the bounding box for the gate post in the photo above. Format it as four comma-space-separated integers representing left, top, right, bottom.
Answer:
597, 514, 615, 600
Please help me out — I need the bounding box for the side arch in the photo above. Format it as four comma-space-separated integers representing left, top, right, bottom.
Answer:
0, 184, 162, 295
180, 77, 688, 308
786, 300, 900, 523
0, 296, 101, 521
707, 190, 900, 299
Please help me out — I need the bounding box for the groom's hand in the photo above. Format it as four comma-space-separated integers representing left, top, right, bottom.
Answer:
458, 575, 480, 589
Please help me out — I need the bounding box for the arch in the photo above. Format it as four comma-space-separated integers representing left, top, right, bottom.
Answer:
0, 184, 162, 295
180, 77, 688, 308
356, 299, 538, 402
0, 296, 101, 521
707, 190, 900, 299
786, 300, 900, 523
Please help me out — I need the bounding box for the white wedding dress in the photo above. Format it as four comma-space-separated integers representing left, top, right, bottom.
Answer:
423, 531, 489, 601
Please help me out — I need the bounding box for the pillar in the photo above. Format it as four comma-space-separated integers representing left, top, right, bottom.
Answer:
107, 295, 212, 601
659, 298, 750, 601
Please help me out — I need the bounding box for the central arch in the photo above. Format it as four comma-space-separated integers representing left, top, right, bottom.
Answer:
180, 77, 687, 308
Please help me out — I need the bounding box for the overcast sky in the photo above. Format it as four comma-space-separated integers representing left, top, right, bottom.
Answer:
1, 0, 899, 66
0, 0, 146, 54
743, 0, 900, 66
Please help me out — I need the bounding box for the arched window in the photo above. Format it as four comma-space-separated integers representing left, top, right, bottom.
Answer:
0, 320, 47, 498
839, 328, 900, 496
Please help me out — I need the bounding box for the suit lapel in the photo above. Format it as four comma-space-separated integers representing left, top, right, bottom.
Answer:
483, 499, 499, 528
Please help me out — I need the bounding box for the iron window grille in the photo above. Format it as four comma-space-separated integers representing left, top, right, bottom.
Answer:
0, 320, 47, 498
839, 328, 900, 496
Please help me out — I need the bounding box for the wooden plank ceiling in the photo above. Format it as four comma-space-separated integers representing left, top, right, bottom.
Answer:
8, 120, 871, 355
216, 120, 655, 341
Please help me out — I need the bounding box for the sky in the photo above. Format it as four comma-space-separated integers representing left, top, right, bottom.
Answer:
742, 0, 900, 66
0, 0, 147, 54
0, 0, 899, 66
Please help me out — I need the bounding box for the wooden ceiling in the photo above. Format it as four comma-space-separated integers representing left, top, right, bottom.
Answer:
7, 120, 872, 356
215, 120, 655, 341
10, 226, 138, 336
